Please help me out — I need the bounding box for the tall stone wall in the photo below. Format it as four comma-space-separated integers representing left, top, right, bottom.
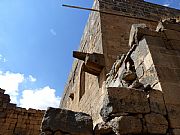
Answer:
0, 88, 44, 135
60, 0, 180, 126
60, 0, 106, 125
101, 14, 157, 72
149, 20, 180, 130
100, 0, 180, 72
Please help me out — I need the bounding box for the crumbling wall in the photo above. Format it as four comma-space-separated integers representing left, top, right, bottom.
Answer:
146, 19, 180, 132
60, 0, 180, 126
99, 19, 180, 135
0, 89, 44, 135
41, 19, 180, 135
98, 87, 168, 135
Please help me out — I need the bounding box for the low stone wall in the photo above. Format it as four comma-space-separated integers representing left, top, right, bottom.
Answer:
0, 88, 45, 135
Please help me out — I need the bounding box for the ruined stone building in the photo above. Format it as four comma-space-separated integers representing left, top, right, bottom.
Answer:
58, 0, 180, 134
1, 0, 180, 135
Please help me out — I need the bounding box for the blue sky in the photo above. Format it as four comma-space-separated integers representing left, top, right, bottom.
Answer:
0, 0, 179, 110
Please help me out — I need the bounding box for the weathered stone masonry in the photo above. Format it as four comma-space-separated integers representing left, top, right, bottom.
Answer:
0, 88, 44, 135
99, 19, 180, 134
41, 19, 180, 135
60, 0, 180, 126
1, 0, 180, 135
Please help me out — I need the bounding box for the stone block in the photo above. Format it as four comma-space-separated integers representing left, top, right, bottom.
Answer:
16, 107, 22, 112
3, 102, 8, 108
166, 105, 180, 129
0, 93, 4, 98
3, 94, 10, 103
149, 90, 166, 115
175, 69, 180, 82
145, 113, 168, 134
7, 103, 16, 109
169, 56, 180, 69
156, 66, 179, 83
164, 29, 180, 41
109, 116, 142, 135
151, 51, 180, 68
161, 83, 180, 105
169, 39, 180, 51
131, 38, 150, 68
100, 87, 150, 121
0, 112, 6, 118
172, 129, 180, 135
28, 108, 37, 113
41, 107, 93, 135
143, 52, 154, 71
129, 24, 147, 46
12, 118, 19, 124
157, 21, 180, 32
139, 65, 159, 87
14, 127, 23, 134
94, 122, 113, 135
3, 131, 14, 135
0, 88, 5, 94
143, 35, 165, 48
129, 24, 162, 47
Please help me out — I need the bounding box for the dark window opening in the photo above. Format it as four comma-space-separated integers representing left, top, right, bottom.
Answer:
69, 93, 74, 100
